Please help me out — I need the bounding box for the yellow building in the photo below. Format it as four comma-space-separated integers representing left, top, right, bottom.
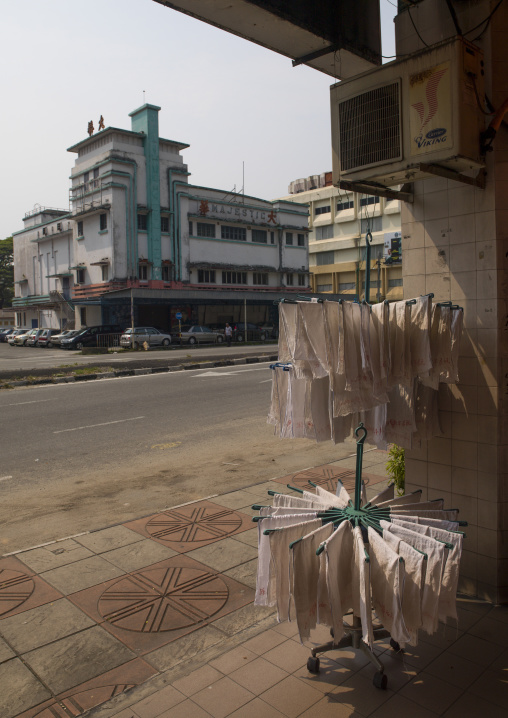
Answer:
280, 173, 402, 302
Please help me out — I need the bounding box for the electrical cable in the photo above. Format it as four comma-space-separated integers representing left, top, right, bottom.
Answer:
408, 5, 430, 47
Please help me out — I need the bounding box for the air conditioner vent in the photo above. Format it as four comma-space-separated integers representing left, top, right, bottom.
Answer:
338, 81, 401, 172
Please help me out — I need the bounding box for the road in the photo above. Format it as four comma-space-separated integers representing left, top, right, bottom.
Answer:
0, 363, 355, 554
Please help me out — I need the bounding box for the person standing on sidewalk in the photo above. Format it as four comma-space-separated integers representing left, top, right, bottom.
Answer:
225, 323, 232, 347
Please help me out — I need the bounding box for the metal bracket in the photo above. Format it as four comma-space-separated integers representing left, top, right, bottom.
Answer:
418, 163, 486, 189
337, 179, 414, 203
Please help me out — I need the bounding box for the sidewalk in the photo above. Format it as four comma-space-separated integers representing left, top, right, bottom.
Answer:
1, 449, 506, 718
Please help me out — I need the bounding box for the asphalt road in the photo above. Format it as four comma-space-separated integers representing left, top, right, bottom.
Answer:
0, 362, 355, 554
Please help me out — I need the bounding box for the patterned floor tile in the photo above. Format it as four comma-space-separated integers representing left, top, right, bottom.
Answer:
123, 500, 253, 553
0, 556, 62, 620
68, 554, 254, 655
15, 658, 157, 718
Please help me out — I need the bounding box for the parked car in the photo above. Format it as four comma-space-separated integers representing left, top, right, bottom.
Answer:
0, 328, 15, 342
12, 329, 38, 346
36, 329, 61, 348
26, 329, 46, 347
61, 325, 123, 350
170, 325, 224, 345
7, 329, 30, 345
120, 327, 172, 349
50, 329, 80, 346
260, 324, 279, 340
232, 322, 267, 342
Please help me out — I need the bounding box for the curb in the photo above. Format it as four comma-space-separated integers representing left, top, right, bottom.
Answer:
2, 354, 279, 388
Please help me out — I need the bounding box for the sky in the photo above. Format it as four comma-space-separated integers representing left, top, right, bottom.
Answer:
0, 0, 396, 239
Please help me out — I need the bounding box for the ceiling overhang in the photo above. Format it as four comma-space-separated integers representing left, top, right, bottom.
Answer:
153, 0, 381, 79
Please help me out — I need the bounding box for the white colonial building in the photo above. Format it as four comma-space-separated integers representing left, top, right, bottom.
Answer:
280, 173, 403, 302
12, 104, 311, 331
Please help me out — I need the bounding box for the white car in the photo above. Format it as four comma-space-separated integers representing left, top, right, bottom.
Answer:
12, 329, 37, 346
120, 327, 172, 349
51, 329, 80, 346
7, 329, 30, 345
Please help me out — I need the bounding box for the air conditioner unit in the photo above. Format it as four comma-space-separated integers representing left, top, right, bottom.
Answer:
330, 37, 485, 188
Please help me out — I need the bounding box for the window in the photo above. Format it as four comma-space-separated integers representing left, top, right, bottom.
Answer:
252, 229, 267, 243
161, 216, 169, 233
389, 278, 403, 287
297, 234, 305, 247
83, 172, 89, 191
337, 199, 354, 211
222, 271, 247, 285
360, 196, 379, 206
80, 307, 87, 325
139, 264, 149, 280
362, 280, 381, 289
360, 216, 382, 234
285, 232, 293, 245
77, 221, 83, 237
76, 268, 85, 284
315, 205, 331, 215
138, 214, 147, 231
315, 225, 334, 240
162, 265, 172, 281
339, 282, 356, 291
298, 274, 306, 287
189, 221, 193, 235
318, 284, 332, 292
198, 269, 216, 283
197, 222, 216, 238
270, 232, 275, 244
221, 225, 246, 241
286, 273, 294, 286
316, 251, 335, 266
93, 168, 99, 179
101, 265, 109, 281
253, 273, 268, 285
99, 214, 107, 231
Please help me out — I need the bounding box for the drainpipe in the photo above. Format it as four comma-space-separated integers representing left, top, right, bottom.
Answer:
167, 170, 191, 281
364, 230, 372, 303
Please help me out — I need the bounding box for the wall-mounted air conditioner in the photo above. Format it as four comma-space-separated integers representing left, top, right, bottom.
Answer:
330, 37, 485, 188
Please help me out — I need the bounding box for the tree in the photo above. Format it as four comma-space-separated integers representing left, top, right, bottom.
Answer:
0, 237, 14, 308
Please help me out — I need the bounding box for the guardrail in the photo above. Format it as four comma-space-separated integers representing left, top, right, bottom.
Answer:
96, 333, 122, 348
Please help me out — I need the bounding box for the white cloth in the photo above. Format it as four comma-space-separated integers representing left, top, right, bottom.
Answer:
273, 493, 328, 510
449, 308, 463, 383
269, 519, 321, 621
352, 525, 374, 646
255, 515, 318, 606
410, 295, 433, 378
369, 483, 395, 505
315, 484, 349, 508
323, 520, 354, 643
367, 527, 409, 645
292, 523, 334, 642
381, 520, 445, 635
426, 527, 463, 623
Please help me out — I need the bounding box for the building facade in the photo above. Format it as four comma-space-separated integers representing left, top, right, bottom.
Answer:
280, 172, 402, 302
12, 104, 311, 331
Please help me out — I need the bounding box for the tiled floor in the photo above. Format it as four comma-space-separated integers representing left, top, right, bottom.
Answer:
1, 449, 507, 718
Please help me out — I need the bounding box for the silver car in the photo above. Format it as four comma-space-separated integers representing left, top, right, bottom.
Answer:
171, 325, 224, 345
120, 327, 172, 349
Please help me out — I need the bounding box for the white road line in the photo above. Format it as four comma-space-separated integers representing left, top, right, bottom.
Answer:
259, 379, 272, 383
53, 416, 144, 433
2, 398, 57, 407
0, 476, 12, 482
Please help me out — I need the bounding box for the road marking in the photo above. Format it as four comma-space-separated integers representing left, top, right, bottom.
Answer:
0, 476, 12, 482
53, 416, 144, 433
2, 398, 57, 407
151, 441, 182, 450
259, 379, 272, 383
192, 367, 270, 377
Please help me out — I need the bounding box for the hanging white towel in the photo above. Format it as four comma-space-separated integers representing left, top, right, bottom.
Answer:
381, 520, 445, 635
269, 519, 322, 622
371, 301, 391, 383
367, 528, 410, 645
335, 480, 352, 505
369, 483, 395, 505
391, 509, 458, 521
352, 525, 375, 647
385, 382, 416, 449
410, 295, 433, 378
273, 493, 329, 510
374, 491, 423, 508
314, 484, 349, 508
360, 403, 388, 449
255, 515, 319, 606
449, 308, 463, 383
426, 526, 463, 623
292, 523, 334, 642
298, 303, 329, 379
323, 520, 354, 644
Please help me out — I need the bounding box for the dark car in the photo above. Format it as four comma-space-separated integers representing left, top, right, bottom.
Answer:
61, 325, 123, 350
0, 328, 15, 342
232, 322, 267, 342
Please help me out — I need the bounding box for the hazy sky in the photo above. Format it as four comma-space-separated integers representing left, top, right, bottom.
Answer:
1, 0, 396, 238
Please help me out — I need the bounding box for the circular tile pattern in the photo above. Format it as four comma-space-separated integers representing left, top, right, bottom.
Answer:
98, 566, 229, 632
146, 506, 243, 544
0, 568, 35, 616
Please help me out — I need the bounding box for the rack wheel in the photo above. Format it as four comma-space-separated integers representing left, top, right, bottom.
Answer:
373, 672, 387, 689
390, 638, 402, 652
330, 627, 334, 638
307, 656, 320, 674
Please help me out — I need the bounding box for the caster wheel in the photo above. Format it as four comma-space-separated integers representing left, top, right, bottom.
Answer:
390, 638, 402, 652
307, 656, 320, 674
330, 627, 334, 638
373, 672, 387, 690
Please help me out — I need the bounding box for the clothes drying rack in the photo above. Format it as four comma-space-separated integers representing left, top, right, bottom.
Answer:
253, 422, 467, 690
